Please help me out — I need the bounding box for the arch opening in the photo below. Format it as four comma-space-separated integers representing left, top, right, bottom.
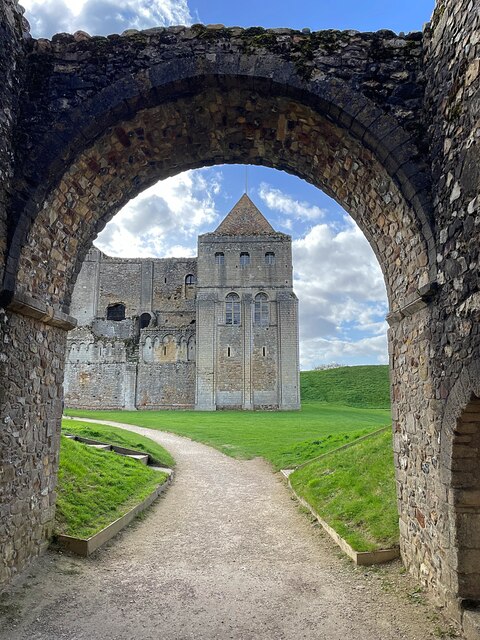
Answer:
9, 74, 433, 318
450, 394, 480, 604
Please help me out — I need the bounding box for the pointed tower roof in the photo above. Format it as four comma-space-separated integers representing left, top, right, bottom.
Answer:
213, 193, 275, 236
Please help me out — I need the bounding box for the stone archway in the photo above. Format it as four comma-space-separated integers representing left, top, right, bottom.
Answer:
1, 1, 479, 629
438, 362, 480, 613
1, 61, 435, 585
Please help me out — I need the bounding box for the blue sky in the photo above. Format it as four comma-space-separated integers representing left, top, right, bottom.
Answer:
21, 0, 436, 369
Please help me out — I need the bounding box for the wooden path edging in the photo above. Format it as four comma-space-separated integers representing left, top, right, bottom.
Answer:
56, 474, 173, 556
287, 478, 400, 566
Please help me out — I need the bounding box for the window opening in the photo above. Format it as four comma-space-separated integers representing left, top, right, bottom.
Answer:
139, 312, 151, 329
106, 303, 126, 321
265, 252, 275, 265
240, 252, 250, 267
185, 274, 195, 285
262, 346, 266, 357
227, 347, 231, 357
215, 252, 225, 265
225, 292, 241, 325
254, 293, 269, 326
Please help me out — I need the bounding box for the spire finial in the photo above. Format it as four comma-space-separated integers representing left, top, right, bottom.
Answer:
245, 165, 248, 195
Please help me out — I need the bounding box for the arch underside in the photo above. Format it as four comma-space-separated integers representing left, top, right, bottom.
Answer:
441, 365, 480, 604
13, 76, 432, 317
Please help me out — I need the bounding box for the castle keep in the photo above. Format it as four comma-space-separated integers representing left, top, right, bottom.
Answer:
64, 194, 301, 411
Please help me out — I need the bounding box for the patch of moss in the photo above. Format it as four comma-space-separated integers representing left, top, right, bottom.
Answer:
190, 24, 233, 41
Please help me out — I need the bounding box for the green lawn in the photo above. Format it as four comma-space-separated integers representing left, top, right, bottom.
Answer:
290, 429, 398, 552
65, 401, 391, 470
56, 435, 168, 539
61, 365, 397, 551
62, 419, 175, 468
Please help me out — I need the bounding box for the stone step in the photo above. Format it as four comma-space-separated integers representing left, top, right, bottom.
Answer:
87, 443, 112, 451
125, 453, 149, 465
151, 466, 174, 476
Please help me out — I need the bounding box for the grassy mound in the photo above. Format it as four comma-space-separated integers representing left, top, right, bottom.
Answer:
290, 429, 398, 552
300, 365, 390, 408
62, 419, 175, 468
56, 436, 168, 539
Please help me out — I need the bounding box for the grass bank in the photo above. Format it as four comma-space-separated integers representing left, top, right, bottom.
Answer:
290, 428, 398, 551
62, 418, 175, 468
56, 435, 168, 539
300, 365, 390, 407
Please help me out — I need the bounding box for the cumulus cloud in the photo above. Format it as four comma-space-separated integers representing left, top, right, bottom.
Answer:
292, 217, 388, 368
94, 170, 220, 258
258, 183, 327, 222
21, 0, 193, 38
300, 334, 389, 371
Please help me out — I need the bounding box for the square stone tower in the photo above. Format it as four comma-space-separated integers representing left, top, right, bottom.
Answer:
195, 194, 300, 411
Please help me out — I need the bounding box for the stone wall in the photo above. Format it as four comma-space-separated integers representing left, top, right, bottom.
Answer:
1, 1, 480, 631
391, 0, 480, 619
0, 309, 65, 584
64, 249, 197, 409
0, 0, 28, 288
196, 230, 299, 410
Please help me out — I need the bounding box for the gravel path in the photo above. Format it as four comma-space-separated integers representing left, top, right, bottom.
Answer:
0, 420, 452, 640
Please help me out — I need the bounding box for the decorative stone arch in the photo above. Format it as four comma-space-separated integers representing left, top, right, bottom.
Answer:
4, 45, 436, 318
9, 16, 478, 613
439, 361, 480, 607
187, 335, 196, 362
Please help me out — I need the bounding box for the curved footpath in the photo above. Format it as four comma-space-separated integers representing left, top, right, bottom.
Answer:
1, 421, 451, 640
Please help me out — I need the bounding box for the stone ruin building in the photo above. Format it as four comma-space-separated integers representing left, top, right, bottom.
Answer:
64, 194, 301, 411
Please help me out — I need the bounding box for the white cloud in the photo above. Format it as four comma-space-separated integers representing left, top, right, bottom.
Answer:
21, 0, 193, 38
292, 218, 388, 368
94, 170, 220, 258
258, 183, 327, 222
300, 334, 389, 371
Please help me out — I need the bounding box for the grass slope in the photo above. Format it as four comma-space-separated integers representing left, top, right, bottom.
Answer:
56, 436, 168, 539
290, 429, 398, 552
65, 402, 391, 470
62, 419, 175, 468
300, 365, 390, 408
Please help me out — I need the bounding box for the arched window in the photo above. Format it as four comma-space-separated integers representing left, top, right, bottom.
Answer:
139, 312, 151, 329
225, 293, 241, 325
265, 251, 275, 265
185, 274, 195, 285
106, 303, 125, 321
254, 293, 269, 326
215, 252, 225, 265
240, 252, 250, 267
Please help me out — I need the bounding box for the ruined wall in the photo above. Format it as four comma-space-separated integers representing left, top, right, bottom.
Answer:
0, 310, 65, 584
1, 1, 479, 628
0, 0, 28, 287
64, 250, 197, 409
391, 0, 480, 618
196, 231, 299, 410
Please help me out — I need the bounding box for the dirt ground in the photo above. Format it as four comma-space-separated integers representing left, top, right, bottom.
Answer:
0, 422, 462, 640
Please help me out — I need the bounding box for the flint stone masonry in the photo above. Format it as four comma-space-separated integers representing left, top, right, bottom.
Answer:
0, 0, 479, 634
65, 195, 300, 412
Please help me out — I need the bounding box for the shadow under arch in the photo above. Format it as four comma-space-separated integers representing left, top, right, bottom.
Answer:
5, 53, 435, 318
440, 362, 480, 605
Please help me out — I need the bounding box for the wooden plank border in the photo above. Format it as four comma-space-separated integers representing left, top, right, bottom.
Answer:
287, 478, 400, 566
56, 474, 173, 556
